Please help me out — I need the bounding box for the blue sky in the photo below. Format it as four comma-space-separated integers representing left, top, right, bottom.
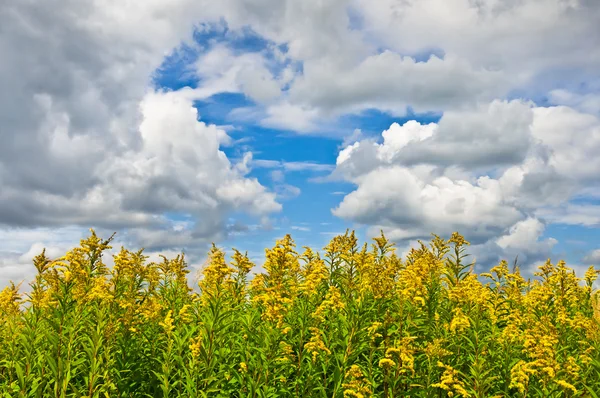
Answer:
150, 27, 449, 262
1, 0, 600, 286
147, 25, 595, 271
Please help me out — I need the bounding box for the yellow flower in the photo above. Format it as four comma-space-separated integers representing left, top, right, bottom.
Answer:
178, 304, 193, 323
378, 358, 396, 368
0, 282, 21, 316
432, 362, 470, 397
584, 265, 599, 291
313, 285, 345, 322
231, 248, 254, 275
449, 308, 470, 334
159, 310, 175, 334
189, 336, 202, 358
304, 327, 331, 362
367, 322, 382, 341
199, 244, 235, 298
384, 337, 417, 375
342, 365, 371, 398
448, 232, 470, 247
556, 380, 577, 394
424, 339, 452, 359
509, 360, 537, 394
299, 247, 328, 295
239, 362, 248, 373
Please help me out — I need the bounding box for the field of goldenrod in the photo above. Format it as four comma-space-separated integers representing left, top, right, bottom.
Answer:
1, 229, 600, 397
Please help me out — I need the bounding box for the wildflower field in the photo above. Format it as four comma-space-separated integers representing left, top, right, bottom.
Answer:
1, 229, 600, 397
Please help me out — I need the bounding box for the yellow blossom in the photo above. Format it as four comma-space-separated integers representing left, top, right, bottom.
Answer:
449, 308, 470, 334
556, 380, 577, 394
432, 362, 470, 398
304, 327, 331, 362
342, 365, 371, 398
378, 358, 396, 368
239, 362, 248, 373
189, 336, 202, 358
159, 310, 175, 334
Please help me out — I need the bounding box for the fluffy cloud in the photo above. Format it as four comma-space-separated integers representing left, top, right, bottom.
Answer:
0, 88, 280, 234
334, 165, 523, 243
468, 218, 557, 272
194, 44, 282, 103
583, 249, 600, 265
354, 0, 600, 78
288, 52, 507, 116
334, 100, 535, 179
207, 0, 599, 129
0, 0, 286, 285
331, 100, 600, 263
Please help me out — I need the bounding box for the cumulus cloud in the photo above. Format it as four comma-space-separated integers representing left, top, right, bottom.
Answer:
331, 100, 600, 265
193, 44, 282, 103
549, 89, 600, 115
468, 218, 557, 273
354, 0, 600, 79
199, 0, 599, 130
583, 249, 600, 265
334, 165, 523, 244
0, 0, 288, 285
289, 52, 507, 116
334, 100, 535, 180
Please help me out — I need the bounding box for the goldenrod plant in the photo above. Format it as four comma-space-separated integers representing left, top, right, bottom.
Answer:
1, 229, 599, 397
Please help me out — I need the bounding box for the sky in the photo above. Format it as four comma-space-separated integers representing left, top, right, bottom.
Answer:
1, 0, 600, 288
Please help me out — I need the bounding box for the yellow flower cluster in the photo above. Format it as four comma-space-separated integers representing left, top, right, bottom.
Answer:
431, 361, 470, 398
312, 285, 345, 322
342, 365, 372, 398
159, 310, 175, 335
449, 307, 471, 334
509, 360, 537, 394
304, 327, 331, 362
0, 282, 21, 316
383, 337, 416, 376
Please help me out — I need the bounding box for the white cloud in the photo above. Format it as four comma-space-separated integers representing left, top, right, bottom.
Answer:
530, 106, 600, 182
291, 226, 311, 232
289, 52, 507, 116
331, 99, 600, 266
334, 100, 535, 180
193, 44, 281, 103
495, 218, 557, 253
549, 89, 600, 115
583, 249, 600, 265
261, 102, 322, 132
467, 217, 557, 272
354, 0, 600, 79
192, 0, 599, 130
1, 1, 280, 245
334, 165, 523, 243
92, 90, 281, 227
